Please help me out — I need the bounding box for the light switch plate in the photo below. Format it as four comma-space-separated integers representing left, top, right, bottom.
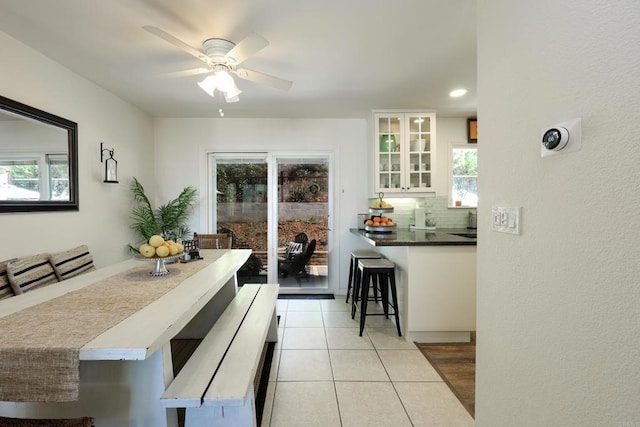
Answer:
491, 206, 521, 235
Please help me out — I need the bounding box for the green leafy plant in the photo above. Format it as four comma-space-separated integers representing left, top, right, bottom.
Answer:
130, 177, 198, 242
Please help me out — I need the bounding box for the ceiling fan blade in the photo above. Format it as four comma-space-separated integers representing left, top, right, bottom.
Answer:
236, 68, 292, 91
143, 25, 210, 65
155, 68, 212, 79
226, 33, 269, 65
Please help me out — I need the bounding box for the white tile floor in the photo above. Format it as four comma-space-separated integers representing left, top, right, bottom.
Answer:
260, 298, 474, 426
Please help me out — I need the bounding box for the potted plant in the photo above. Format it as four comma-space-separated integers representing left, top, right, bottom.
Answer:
129, 177, 198, 248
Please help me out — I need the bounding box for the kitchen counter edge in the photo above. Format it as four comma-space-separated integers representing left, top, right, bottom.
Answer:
350, 228, 477, 247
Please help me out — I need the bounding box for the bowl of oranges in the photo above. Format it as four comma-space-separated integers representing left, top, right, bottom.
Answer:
364, 215, 396, 233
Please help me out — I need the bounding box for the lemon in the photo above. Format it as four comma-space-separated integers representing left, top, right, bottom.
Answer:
155, 245, 170, 257
139, 244, 156, 258
148, 235, 165, 248
169, 243, 179, 256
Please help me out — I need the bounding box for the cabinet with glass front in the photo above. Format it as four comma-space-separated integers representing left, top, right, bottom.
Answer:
374, 112, 436, 193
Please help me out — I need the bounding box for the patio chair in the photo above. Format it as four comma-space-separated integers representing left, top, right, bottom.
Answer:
278, 239, 316, 283
193, 233, 232, 249
294, 232, 309, 250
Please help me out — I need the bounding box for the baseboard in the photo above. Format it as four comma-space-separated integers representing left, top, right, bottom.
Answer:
277, 294, 334, 299
407, 331, 471, 343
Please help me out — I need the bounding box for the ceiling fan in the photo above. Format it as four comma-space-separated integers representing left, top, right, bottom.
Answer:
143, 25, 292, 103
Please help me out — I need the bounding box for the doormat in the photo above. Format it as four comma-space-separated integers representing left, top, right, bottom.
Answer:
278, 294, 334, 299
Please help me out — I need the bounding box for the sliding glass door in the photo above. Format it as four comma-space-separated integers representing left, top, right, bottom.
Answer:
275, 156, 330, 290
210, 155, 269, 286
209, 153, 332, 293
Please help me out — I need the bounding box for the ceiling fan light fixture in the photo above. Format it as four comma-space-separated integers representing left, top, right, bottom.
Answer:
214, 70, 235, 92
198, 70, 242, 101
197, 75, 217, 96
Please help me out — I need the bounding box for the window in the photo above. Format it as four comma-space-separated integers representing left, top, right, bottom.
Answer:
450, 145, 478, 207
47, 154, 69, 200
0, 154, 68, 201
0, 158, 40, 200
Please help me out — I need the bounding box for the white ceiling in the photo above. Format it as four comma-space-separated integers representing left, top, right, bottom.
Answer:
0, 0, 477, 119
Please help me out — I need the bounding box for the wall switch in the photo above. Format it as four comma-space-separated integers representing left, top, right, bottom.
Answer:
492, 206, 521, 235
493, 210, 501, 226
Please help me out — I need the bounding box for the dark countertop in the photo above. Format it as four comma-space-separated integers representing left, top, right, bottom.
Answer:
350, 227, 477, 246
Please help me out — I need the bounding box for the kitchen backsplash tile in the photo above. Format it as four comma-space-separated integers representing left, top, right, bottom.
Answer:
366, 196, 476, 229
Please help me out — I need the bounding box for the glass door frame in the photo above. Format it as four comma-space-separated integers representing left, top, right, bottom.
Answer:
207, 150, 336, 294
267, 152, 334, 293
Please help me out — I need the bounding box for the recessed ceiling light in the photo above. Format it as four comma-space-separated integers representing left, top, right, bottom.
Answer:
449, 88, 468, 98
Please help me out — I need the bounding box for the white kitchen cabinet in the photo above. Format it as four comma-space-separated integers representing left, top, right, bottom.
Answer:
379, 244, 476, 343
374, 112, 436, 194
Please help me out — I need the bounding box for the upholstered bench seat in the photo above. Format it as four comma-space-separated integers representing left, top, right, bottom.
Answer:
1, 245, 95, 300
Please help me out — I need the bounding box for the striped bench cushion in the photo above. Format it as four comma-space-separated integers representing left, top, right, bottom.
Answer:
49, 245, 96, 281
0, 259, 17, 300
7, 254, 59, 295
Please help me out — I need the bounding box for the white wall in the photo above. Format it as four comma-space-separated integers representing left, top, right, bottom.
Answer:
435, 117, 471, 196
0, 31, 154, 267
153, 117, 369, 294
477, 1, 640, 425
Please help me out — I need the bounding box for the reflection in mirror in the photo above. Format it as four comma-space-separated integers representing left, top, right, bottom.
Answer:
0, 95, 78, 212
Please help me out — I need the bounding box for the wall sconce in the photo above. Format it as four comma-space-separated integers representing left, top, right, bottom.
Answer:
100, 142, 118, 183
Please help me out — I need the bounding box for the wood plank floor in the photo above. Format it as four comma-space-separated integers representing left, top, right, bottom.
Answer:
416, 340, 476, 418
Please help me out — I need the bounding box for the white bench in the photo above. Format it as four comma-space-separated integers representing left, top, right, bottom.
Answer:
161, 283, 279, 426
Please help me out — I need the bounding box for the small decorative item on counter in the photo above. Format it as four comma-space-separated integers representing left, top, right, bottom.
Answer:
357, 213, 369, 230
365, 192, 396, 233
425, 218, 436, 231
467, 210, 477, 229
369, 192, 394, 210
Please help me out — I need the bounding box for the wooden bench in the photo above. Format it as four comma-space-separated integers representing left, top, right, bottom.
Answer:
161, 283, 279, 426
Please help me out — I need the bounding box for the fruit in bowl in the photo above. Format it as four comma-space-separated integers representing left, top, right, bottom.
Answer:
370, 200, 393, 209
366, 215, 395, 227
148, 235, 165, 248
139, 235, 184, 258
139, 243, 156, 258
155, 245, 170, 257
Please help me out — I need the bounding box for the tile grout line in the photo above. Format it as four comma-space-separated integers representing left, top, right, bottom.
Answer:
322, 302, 345, 426
372, 334, 416, 426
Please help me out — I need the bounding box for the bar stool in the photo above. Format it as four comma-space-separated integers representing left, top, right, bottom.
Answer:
352, 258, 401, 337
346, 249, 381, 304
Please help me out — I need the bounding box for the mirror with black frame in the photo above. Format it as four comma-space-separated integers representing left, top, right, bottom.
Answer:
0, 95, 78, 212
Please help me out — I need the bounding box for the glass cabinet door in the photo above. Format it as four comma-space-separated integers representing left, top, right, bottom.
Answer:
405, 114, 434, 191
374, 112, 435, 193
376, 115, 403, 191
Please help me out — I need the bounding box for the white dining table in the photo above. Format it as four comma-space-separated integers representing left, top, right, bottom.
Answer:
0, 249, 251, 427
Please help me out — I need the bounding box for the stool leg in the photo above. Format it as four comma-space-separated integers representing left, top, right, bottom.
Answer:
346, 256, 354, 303
371, 273, 379, 304
359, 268, 370, 337
372, 276, 379, 303
351, 264, 362, 319
380, 272, 389, 319
388, 269, 402, 336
